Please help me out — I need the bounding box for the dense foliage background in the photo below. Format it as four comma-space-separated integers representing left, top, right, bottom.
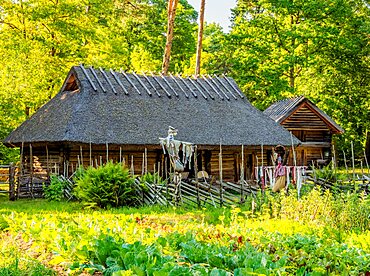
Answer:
0, 0, 369, 163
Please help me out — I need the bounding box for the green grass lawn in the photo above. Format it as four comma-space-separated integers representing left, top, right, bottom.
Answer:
1, 189, 370, 275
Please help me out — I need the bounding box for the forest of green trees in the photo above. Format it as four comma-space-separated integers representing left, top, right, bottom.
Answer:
0, 0, 369, 163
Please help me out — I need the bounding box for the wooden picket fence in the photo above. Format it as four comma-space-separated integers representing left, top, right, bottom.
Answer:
0, 164, 17, 200
305, 176, 370, 194
133, 178, 259, 208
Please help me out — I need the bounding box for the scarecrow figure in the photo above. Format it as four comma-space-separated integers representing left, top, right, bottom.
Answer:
159, 126, 194, 204
272, 145, 288, 192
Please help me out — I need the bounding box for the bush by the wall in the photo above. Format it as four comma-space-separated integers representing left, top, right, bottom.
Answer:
73, 162, 138, 208
43, 175, 67, 201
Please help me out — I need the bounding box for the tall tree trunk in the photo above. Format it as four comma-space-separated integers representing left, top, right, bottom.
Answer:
289, 66, 295, 88
366, 130, 370, 164
289, 15, 295, 88
195, 0, 206, 77
162, 0, 179, 75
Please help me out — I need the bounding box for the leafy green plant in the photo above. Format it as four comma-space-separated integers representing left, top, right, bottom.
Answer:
0, 215, 9, 231
43, 175, 67, 202
140, 172, 166, 185
2, 195, 370, 275
73, 162, 139, 208
313, 162, 346, 183
71, 233, 289, 275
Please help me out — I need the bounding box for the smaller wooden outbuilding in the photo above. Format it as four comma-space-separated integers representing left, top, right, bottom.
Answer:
264, 96, 344, 166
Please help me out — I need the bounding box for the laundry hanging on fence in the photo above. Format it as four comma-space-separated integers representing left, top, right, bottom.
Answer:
286, 166, 291, 186
255, 165, 307, 193
296, 167, 303, 197
182, 144, 187, 164
255, 166, 266, 189
265, 167, 274, 189
182, 142, 194, 167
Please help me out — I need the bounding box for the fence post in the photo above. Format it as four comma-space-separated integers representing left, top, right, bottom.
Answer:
194, 146, 200, 208
9, 163, 15, 201
219, 142, 223, 207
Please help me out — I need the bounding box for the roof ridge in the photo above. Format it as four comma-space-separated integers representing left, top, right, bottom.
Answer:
75, 65, 244, 101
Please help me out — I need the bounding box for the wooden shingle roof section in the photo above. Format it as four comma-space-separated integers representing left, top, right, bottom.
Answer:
264, 96, 344, 134
4, 65, 299, 147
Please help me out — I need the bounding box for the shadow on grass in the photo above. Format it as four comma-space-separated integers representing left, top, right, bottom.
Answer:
0, 191, 229, 224
0, 193, 200, 217
0, 193, 83, 215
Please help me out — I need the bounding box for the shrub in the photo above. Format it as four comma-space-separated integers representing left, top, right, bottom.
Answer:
43, 175, 67, 202
313, 162, 346, 183
140, 172, 166, 185
73, 162, 138, 208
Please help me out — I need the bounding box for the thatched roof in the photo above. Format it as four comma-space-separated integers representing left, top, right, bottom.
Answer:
264, 96, 344, 134
4, 65, 299, 147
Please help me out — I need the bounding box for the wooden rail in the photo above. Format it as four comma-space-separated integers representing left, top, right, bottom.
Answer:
0, 164, 17, 200
134, 177, 259, 208
306, 176, 370, 194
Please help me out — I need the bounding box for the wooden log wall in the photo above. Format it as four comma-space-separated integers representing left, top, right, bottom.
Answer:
291, 130, 331, 143
209, 150, 235, 181
18, 144, 277, 183
290, 147, 330, 166
67, 144, 161, 177
282, 104, 331, 131
296, 149, 305, 167
254, 148, 273, 167
286, 147, 332, 167
305, 131, 331, 143
19, 144, 174, 181
306, 148, 326, 165
209, 148, 264, 182
233, 152, 254, 181
20, 145, 159, 181
21, 146, 61, 182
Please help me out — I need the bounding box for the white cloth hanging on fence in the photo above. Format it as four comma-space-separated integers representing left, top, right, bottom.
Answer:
297, 167, 302, 198
286, 167, 291, 187
266, 167, 274, 188
159, 138, 166, 153
261, 167, 265, 187
264, 167, 268, 188
255, 165, 307, 192
182, 142, 193, 168
173, 140, 181, 156
182, 143, 187, 164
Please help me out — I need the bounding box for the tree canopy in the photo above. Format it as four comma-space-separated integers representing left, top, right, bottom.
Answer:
205, 0, 370, 155
0, 0, 369, 162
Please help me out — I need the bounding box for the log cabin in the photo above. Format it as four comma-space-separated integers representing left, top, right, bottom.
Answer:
4, 65, 298, 189
264, 96, 344, 166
